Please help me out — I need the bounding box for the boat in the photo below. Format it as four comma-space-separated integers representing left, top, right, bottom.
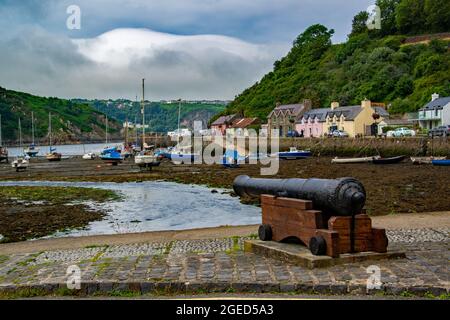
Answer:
11, 156, 29, 172
170, 147, 200, 165
372, 155, 406, 164
332, 156, 381, 164
100, 147, 123, 165
222, 149, 246, 168
276, 147, 312, 160
0, 114, 8, 163
45, 113, 62, 161
431, 159, 450, 166
24, 112, 40, 157
134, 78, 160, 169
410, 156, 446, 165
82, 152, 96, 160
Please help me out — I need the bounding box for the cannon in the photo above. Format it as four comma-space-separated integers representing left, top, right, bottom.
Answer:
233, 175, 388, 257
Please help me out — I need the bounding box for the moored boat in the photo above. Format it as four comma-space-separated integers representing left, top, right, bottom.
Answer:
82, 152, 96, 160
0, 114, 7, 163
135, 152, 161, 170
410, 156, 446, 165
332, 156, 380, 164
46, 113, 62, 161
11, 156, 29, 172
431, 159, 450, 166
372, 155, 406, 164
276, 147, 312, 160
100, 147, 123, 165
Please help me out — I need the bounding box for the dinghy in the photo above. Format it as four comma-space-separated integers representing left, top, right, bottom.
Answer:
431, 159, 450, 166
372, 155, 406, 164
82, 152, 96, 160
46, 113, 62, 161
276, 147, 312, 160
11, 156, 29, 172
100, 147, 123, 165
410, 156, 446, 165
332, 156, 380, 164
24, 112, 40, 157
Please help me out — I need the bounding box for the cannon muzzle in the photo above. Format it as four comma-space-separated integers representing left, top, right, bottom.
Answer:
233, 175, 366, 216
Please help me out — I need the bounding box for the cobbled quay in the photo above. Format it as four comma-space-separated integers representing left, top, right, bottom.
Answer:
0, 228, 448, 298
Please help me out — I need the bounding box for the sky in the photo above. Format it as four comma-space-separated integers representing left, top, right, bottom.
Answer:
0, 0, 374, 100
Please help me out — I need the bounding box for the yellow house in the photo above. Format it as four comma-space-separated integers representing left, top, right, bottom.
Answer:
322, 100, 389, 137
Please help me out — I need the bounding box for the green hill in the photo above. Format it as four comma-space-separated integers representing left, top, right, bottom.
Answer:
0, 87, 120, 144
221, 0, 450, 121
80, 99, 226, 132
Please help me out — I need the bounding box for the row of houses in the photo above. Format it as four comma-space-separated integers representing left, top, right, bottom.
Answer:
211, 93, 450, 137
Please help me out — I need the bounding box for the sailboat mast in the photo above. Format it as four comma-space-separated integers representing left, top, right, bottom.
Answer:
0, 114, 2, 146
105, 115, 109, 144
48, 112, 52, 151
141, 78, 145, 150
31, 111, 35, 145
19, 118, 22, 149
177, 99, 181, 144
124, 116, 129, 146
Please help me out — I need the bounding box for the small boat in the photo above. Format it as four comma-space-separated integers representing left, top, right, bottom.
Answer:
276, 147, 312, 160
11, 156, 29, 172
46, 113, 62, 161
170, 149, 200, 165
332, 156, 380, 164
100, 147, 124, 165
410, 156, 446, 165
372, 155, 406, 164
222, 149, 246, 168
0, 115, 7, 163
135, 152, 161, 170
82, 152, 96, 160
24, 112, 39, 157
431, 159, 450, 166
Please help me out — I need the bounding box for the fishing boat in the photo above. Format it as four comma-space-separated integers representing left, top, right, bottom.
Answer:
332, 156, 381, 164
24, 112, 40, 157
276, 147, 312, 160
45, 113, 62, 161
431, 159, 450, 166
410, 156, 446, 165
11, 156, 29, 172
372, 155, 406, 164
134, 78, 160, 169
0, 114, 8, 163
100, 147, 123, 165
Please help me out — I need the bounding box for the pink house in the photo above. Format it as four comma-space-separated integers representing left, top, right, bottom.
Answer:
295, 108, 328, 137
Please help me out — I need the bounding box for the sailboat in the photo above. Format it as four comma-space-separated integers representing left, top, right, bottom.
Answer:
170, 99, 199, 164
24, 111, 40, 157
121, 117, 132, 159
11, 118, 29, 171
134, 78, 160, 170
100, 115, 123, 165
45, 112, 62, 161
0, 114, 8, 163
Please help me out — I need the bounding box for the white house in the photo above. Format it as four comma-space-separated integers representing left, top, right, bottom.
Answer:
418, 93, 450, 129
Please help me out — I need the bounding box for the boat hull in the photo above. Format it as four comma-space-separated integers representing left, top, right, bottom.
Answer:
431, 159, 450, 166
277, 151, 312, 160
411, 156, 446, 165
372, 155, 406, 164
332, 156, 380, 164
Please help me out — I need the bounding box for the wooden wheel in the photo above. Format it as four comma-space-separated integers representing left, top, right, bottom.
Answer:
309, 236, 326, 255
258, 224, 272, 241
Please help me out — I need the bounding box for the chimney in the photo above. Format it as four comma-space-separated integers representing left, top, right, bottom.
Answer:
275, 101, 281, 108
431, 93, 439, 101
303, 99, 312, 111
361, 99, 371, 109
331, 101, 339, 110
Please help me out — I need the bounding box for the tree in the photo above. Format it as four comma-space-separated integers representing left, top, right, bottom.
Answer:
396, 0, 425, 34
424, 0, 450, 32
376, 0, 400, 36
350, 11, 369, 37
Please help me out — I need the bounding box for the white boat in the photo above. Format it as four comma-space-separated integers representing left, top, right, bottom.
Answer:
410, 156, 446, 165
134, 79, 160, 169
24, 112, 40, 157
11, 156, 29, 172
331, 156, 381, 164
82, 152, 96, 160
0, 114, 8, 163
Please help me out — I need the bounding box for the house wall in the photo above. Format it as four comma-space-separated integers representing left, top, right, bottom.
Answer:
442, 103, 450, 125
418, 108, 443, 129
296, 119, 323, 137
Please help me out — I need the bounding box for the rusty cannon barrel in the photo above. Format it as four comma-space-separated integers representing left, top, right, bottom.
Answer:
233, 175, 366, 216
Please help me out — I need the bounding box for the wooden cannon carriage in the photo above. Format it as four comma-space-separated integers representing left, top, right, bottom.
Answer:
233, 175, 388, 258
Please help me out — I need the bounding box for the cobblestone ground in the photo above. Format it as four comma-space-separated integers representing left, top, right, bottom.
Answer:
0, 228, 448, 297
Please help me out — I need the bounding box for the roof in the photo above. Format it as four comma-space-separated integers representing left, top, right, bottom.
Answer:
211, 114, 237, 126
374, 106, 389, 117
297, 104, 389, 123
230, 118, 259, 128
268, 103, 308, 118
297, 108, 330, 122
420, 97, 450, 111
381, 119, 412, 126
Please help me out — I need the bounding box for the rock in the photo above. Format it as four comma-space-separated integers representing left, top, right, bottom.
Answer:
211, 189, 218, 193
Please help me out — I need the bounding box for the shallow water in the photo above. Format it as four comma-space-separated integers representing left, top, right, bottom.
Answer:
0, 180, 261, 238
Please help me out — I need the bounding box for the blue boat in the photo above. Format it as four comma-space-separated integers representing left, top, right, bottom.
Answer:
100, 147, 124, 165
431, 159, 450, 166
222, 149, 246, 168
277, 147, 312, 160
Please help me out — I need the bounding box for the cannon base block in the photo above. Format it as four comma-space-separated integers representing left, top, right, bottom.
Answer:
261, 195, 389, 258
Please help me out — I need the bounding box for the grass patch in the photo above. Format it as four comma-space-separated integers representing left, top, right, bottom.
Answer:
0, 186, 121, 204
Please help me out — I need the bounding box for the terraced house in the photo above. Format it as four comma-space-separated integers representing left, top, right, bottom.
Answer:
296, 100, 389, 138
267, 99, 312, 136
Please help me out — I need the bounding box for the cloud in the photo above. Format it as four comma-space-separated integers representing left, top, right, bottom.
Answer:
0, 27, 287, 100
